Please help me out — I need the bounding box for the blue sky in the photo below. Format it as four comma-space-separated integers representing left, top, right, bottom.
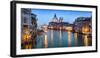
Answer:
32, 9, 92, 26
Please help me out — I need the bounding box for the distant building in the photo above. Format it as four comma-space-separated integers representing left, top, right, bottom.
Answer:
51, 14, 63, 23
48, 14, 73, 31
51, 14, 58, 22
41, 24, 48, 32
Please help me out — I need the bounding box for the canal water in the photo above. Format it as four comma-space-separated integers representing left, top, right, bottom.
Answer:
36, 30, 92, 48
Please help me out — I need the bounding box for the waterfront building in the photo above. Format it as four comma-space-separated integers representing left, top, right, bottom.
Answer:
73, 17, 91, 34
21, 8, 37, 49
41, 24, 48, 32
21, 8, 37, 31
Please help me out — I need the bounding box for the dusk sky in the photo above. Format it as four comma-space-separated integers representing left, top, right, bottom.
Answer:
32, 9, 92, 26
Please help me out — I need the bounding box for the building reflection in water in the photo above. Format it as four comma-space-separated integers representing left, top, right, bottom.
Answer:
59, 28, 62, 47
82, 26, 90, 46
44, 33, 48, 48
22, 30, 91, 49
25, 44, 32, 49
67, 31, 71, 47
83, 35, 89, 46
74, 33, 78, 46
50, 30, 54, 47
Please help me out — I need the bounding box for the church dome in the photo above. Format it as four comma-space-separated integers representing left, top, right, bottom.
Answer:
52, 14, 58, 22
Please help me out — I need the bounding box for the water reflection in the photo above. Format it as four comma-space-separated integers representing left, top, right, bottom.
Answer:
59, 29, 62, 47
50, 30, 54, 47
74, 33, 78, 46
44, 33, 48, 48
67, 31, 71, 47
83, 35, 88, 46
22, 29, 92, 49
25, 44, 32, 49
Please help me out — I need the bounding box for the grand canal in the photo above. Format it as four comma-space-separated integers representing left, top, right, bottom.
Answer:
35, 29, 92, 48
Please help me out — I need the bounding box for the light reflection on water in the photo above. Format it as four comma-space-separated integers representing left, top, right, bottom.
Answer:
67, 31, 71, 47
74, 33, 78, 46
83, 35, 89, 46
22, 29, 92, 49
44, 34, 48, 48
36, 30, 92, 48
